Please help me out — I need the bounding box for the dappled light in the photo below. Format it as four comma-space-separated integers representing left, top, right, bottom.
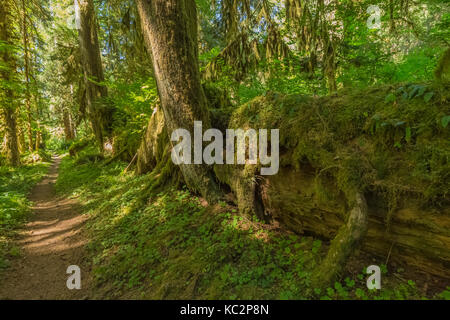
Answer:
0, 0, 449, 303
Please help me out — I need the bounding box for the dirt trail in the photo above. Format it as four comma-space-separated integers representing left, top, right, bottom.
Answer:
0, 156, 92, 299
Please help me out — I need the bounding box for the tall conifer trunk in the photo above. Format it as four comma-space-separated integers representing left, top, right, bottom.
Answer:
77, 0, 111, 152
136, 0, 222, 202
21, 0, 33, 151
1, 0, 20, 166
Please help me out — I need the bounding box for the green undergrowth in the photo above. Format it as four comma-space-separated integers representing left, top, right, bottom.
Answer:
0, 161, 50, 269
55, 151, 446, 299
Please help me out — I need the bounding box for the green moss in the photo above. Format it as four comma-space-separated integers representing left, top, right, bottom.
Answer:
68, 137, 92, 157
227, 82, 450, 210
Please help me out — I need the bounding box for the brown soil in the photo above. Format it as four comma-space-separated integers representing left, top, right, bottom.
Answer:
0, 156, 92, 300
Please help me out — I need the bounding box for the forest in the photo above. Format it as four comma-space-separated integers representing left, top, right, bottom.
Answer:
0, 0, 449, 301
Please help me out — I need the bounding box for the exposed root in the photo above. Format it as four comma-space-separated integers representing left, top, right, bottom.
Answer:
311, 192, 369, 289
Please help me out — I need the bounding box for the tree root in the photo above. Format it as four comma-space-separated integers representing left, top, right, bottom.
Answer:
311, 192, 369, 290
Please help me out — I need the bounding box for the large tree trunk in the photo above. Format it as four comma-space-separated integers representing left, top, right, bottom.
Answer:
324, 42, 337, 94
34, 90, 42, 151
0, 0, 20, 166
320, 26, 338, 94
3, 108, 20, 166
77, 0, 111, 152
35, 121, 41, 151
63, 108, 75, 141
17, 126, 27, 153
21, 0, 33, 151
136, 0, 222, 203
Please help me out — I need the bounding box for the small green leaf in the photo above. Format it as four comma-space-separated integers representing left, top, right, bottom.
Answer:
424, 92, 434, 102
441, 115, 450, 128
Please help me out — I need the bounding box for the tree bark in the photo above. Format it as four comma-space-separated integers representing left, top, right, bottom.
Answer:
136, 106, 166, 175
21, 0, 33, 151
136, 0, 222, 203
3, 108, 20, 166
17, 126, 27, 153
63, 108, 75, 141
0, 0, 20, 166
321, 21, 337, 93
34, 89, 42, 151
389, 0, 396, 32
324, 43, 337, 94
77, 0, 111, 152
35, 121, 41, 151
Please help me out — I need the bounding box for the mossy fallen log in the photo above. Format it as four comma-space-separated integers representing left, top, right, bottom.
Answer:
225, 83, 450, 279
262, 168, 450, 279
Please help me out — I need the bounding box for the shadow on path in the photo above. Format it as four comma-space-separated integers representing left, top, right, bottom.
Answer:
0, 156, 92, 300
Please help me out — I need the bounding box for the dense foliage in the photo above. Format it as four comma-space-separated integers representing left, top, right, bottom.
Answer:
0, 0, 449, 300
